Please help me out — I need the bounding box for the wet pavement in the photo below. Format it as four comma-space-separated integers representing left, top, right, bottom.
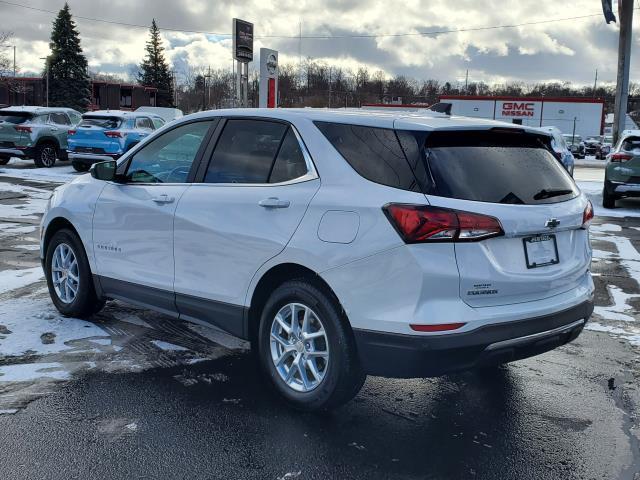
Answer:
0, 162, 639, 479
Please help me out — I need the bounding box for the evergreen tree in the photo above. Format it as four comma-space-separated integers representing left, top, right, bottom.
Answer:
138, 20, 174, 107
47, 3, 91, 111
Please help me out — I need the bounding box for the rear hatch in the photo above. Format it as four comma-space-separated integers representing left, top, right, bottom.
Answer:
614, 136, 640, 182
0, 111, 34, 147
410, 129, 590, 308
69, 115, 124, 153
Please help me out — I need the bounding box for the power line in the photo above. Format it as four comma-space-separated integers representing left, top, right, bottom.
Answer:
0, 0, 628, 40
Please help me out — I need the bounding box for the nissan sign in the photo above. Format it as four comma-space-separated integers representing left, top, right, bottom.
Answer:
233, 18, 254, 63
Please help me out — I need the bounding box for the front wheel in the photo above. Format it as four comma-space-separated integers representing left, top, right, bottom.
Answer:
258, 280, 365, 411
45, 228, 104, 317
72, 161, 89, 172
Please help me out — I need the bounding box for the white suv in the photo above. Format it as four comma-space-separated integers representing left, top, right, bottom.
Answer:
40, 109, 595, 410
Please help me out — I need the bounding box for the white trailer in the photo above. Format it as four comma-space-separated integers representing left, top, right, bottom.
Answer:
439, 95, 605, 138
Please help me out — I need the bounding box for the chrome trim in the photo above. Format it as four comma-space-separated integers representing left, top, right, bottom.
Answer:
69, 153, 118, 162
485, 319, 585, 351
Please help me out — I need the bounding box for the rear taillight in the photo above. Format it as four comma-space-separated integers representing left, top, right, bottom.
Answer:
14, 125, 32, 133
582, 200, 594, 228
68, 129, 76, 136
104, 131, 123, 138
610, 153, 632, 162
383, 204, 504, 243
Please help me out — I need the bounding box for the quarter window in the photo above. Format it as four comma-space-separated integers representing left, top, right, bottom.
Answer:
50, 112, 71, 125
125, 121, 213, 183
135, 117, 154, 130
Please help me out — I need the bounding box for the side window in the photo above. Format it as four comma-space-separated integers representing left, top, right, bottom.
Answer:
135, 117, 154, 130
315, 121, 420, 192
204, 119, 287, 184
151, 118, 165, 129
125, 121, 213, 184
50, 113, 71, 125
68, 112, 82, 125
269, 128, 309, 183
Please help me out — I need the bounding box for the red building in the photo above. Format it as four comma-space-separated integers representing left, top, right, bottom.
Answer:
0, 77, 157, 111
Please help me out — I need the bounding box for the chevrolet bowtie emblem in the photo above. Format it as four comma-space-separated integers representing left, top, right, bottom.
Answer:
545, 218, 561, 228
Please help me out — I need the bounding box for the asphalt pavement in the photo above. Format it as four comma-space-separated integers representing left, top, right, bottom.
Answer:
0, 162, 638, 480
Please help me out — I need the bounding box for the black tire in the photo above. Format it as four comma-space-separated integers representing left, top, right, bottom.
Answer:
33, 142, 58, 168
45, 228, 104, 317
602, 183, 616, 209
258, 279, 366, 411
0, 155, 10, 165
72, 161, 89, 172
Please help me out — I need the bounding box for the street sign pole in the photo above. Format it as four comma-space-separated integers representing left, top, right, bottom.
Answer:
232, 18, 253, 108
613, 0, 633, 144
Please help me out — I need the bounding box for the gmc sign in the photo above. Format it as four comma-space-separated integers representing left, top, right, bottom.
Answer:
502, 102, 535, 117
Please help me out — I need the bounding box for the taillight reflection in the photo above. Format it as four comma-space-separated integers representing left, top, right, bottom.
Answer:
610, 153, 632, 162
582, 200, 594, 229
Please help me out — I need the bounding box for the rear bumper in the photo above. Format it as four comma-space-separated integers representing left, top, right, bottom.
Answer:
353, 299, 593, 378
68, 152, 121, 165
606, 179, 640, 197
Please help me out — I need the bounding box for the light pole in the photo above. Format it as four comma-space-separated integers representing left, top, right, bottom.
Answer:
40, 56, 49, 107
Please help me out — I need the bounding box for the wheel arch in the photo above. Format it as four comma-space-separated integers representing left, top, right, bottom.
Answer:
246, 262, 346, 345
36, 136, 61, 150
42, 216, 81, 259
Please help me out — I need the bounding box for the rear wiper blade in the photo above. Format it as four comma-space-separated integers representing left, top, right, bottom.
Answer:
533, 188, 573, 200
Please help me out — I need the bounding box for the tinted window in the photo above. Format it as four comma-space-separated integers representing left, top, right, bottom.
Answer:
205, 119, 287, 184
135, 117, 154, 130
0, 112, 32, 124
81, 116, 123, 129
125, 121, 212, 183
269, 128, 308, 183
50, 113, 71, 125
421, 131, 579, 205
315, 121, 420, 192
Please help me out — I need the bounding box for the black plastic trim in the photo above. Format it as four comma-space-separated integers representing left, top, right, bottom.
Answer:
353, 300, 593, 378
175, 292, 247, 339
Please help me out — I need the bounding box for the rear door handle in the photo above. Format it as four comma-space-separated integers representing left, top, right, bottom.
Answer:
151, 194, 175, 204
258, 197, 290, 209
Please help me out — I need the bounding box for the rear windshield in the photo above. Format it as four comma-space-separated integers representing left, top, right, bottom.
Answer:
422, 131, 579, 204
81, 116, 123, 129
0, 112, 32, 124
316, 122, 578, 205
621, 136, 640, 151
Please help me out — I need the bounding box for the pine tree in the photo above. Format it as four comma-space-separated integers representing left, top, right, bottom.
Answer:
47, 3, 91, 111
138, 20, 174, 107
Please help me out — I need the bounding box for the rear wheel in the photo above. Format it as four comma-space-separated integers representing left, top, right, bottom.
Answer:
34, 142, 57, 168
258, 279, 365, 411
72, 161, 89, 172
603, 182, 616, 209
45, 228, 104, 317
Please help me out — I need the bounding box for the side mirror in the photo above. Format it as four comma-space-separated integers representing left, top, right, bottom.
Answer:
90, 160, 117, 181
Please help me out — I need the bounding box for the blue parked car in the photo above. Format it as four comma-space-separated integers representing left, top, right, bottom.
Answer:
67, 111, 165, 171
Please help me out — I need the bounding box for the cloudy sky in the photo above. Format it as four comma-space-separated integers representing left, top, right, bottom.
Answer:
0, 0, 636, 86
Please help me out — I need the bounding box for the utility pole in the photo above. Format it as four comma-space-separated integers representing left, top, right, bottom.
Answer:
40, 56, 49, 107
613, 0, 633, 144
464, 69, 469, 94
592, 69, 598, 98
13, 46, 16, 78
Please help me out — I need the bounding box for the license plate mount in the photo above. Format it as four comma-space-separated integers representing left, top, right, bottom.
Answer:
523, 234, 559, 269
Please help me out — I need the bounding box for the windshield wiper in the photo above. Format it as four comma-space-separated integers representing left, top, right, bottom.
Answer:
533, 188, 573, 200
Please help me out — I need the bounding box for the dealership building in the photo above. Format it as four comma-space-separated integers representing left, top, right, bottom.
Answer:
438, 95, 606, 138
0, 77, 158, 111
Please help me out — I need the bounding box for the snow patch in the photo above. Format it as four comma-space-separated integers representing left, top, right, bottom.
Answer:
0, 362, 70, 382
0, 266, 44, 294
151, 340, 189, 352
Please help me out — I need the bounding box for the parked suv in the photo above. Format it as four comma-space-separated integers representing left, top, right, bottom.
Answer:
0, 106, 81, 167
40, 109, 594, 410
603, 129, 640, 208
67, 110, 165, 171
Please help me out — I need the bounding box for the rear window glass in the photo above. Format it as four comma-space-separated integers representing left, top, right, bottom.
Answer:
0, 112, 32, 124
621, 136, 640, 151
81, 116, 123, 129
422, 131, 579, 205
314, 121, 420, 192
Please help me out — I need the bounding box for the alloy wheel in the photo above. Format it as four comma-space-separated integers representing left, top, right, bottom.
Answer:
269, 303, 329, 393
41, 146, 56, 167
51, 242, 80, 304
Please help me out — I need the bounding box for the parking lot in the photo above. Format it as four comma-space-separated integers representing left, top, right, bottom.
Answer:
0, 159, 639, 479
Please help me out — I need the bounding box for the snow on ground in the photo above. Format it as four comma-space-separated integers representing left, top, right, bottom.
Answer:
0, 158, 78, 183
0, 267, 44, 294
